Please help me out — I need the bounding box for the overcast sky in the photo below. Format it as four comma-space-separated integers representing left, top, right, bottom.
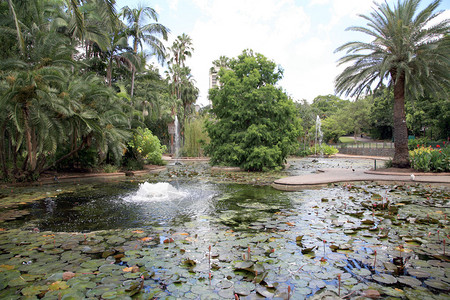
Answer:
116, 0, 449, 106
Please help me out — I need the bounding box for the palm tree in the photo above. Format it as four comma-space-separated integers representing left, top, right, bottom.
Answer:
121, 4, 169, 96
169, 33, 194, 67
335, 0, 449, 168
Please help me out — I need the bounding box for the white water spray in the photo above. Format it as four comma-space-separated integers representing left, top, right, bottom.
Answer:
125, 182, 187, 202
315, 115, 323, 156
174, 115, 180, 158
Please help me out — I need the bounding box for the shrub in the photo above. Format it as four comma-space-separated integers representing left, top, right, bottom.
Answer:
309, 143, 339, 156
128, 127, 167, 165
293, 147, 312, 157
181, 117, 210, 157
409, 145, 449, 172
103, 164, 119, 173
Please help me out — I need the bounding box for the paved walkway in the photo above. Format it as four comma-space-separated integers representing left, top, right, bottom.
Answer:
273, 168, 450, 191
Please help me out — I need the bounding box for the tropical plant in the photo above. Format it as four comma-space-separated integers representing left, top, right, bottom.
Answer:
205, 50, 301, 171
121, 4, 169, 96
181, 115, 210, 157
128, 127, 166, 165
409, 144, 449, 172
335, 0, 449, 168
309, 144, 339, 156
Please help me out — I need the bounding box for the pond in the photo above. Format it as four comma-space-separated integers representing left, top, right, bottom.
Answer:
0, 158, 448, 299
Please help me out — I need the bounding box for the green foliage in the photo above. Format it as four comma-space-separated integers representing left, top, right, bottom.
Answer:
320, 117, 346, 144
368, 87, 393, 140
335, 0, 449, 167
406, 92, 450, 140
311, 95, 348, 119
293, 147, 312, 157
384, 159, 393, 168
310, 144, 339, 156
103, 164, 120, 173
408, 137, 429, 150
128, 127, 166, 165
409, 145, 449, 172
181, 116, 210, 157
206, 50, 301, 171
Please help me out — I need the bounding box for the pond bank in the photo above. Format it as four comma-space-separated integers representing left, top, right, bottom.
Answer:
273, 168, 450, 191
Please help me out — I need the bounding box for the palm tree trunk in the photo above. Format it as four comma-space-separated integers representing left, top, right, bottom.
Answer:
107, 57, 113, 87
23, 106, 37, 171
0, 121, 9, 179
392, 72, 410, 168
131, 67, 135, 97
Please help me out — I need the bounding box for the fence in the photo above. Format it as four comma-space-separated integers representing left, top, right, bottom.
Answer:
335, 142, 394, 157
336, 142, 394, 149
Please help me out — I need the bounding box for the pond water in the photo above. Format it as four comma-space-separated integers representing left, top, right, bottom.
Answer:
0, 157, 449, 299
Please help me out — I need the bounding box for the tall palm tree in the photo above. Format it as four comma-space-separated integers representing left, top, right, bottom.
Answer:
121, 4, 169, 96
335, 0, 449, 167
169, 33, 194, 67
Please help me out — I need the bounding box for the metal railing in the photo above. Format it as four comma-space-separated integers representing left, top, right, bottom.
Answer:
335, 142, 394, 149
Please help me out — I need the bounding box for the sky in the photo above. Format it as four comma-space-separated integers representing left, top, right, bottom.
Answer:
116, 0, 449, 106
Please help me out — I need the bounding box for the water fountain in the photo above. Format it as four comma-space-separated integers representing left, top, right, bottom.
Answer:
315, 115, 323, 156
174, 115, 180, 159
1, 161, 449, 299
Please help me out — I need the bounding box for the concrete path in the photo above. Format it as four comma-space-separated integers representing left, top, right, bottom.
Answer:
273, 168, 450, 191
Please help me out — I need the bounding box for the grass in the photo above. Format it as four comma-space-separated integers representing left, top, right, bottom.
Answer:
339, 137, 355, 143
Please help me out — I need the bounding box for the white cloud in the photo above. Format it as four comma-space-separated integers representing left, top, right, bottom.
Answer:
167, 0, 179, 11
187, 0, 312, 105
173, 0, 448, 105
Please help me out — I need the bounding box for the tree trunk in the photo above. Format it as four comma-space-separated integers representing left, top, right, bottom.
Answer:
392, 71, 410, 168
107, 57, 113, 87
131, 66, 135, 97
0, 121, 8, 179
23, 105, 37, 171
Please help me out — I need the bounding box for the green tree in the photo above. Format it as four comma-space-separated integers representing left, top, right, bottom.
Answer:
335, 0, 449, 168
368, 87, 394, 140
311, 94, 348, 119
121, 4, 169, 96
166, 34, 198, 146
205, 50, 301, 171
406, 92, 450, 140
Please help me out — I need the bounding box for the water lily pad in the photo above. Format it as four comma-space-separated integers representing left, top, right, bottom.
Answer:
424, 279, 449, 290
407, 269, 430, 279
372, 274, 397, 285
398, 276, 422, 287
234, 281, 254, 296
353, 268, 372, 277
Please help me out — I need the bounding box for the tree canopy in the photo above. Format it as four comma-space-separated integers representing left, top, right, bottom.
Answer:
205, 50, 301, 171
335, 0, 449, 167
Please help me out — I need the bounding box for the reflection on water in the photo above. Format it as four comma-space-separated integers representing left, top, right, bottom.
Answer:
4, 157, 378, 233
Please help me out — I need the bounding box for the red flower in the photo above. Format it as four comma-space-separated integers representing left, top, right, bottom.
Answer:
417, 144, 420, 148
436, 145, 441, 148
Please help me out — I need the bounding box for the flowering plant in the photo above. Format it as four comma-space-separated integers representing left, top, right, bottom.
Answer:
409, 145, 449, 172
128, 127, 167, 165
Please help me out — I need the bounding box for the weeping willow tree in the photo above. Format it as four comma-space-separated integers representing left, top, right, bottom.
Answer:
335, 0, 449, 167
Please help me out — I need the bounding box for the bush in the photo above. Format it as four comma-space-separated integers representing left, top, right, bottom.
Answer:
103, 164, 119, 173
408, 137, 428, 150
128, 127, 167, 165
309, 144, 339, 156
408, 137, 447, 150
293, 147, 312, 157
409, 145, 449, 172
181, 117, 210, 157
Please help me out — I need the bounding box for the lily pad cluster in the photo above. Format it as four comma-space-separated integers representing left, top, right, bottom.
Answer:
0, 182, 449, 299
0, 158, 449, 299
